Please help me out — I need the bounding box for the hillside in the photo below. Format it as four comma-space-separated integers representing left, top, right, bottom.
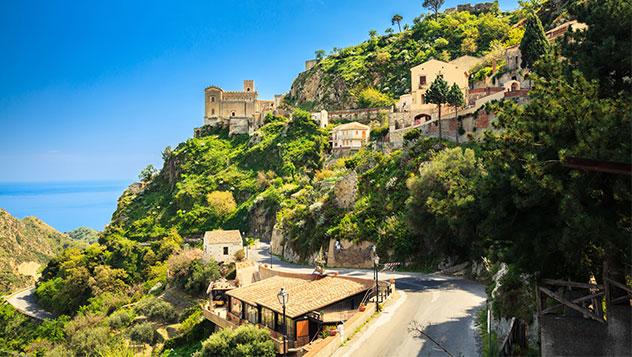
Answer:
285, 1, 578, 111
0, 209, 75, 293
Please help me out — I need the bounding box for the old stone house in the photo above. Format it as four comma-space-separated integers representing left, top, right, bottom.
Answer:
203, 80, 276, 135
331, 122, 370, 153
203, 229, 243, 263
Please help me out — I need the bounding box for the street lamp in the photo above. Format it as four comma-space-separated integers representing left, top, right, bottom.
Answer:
277, 288, 289, 357
372, 245, 380, 312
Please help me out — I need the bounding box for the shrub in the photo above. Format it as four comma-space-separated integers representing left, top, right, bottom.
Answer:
357, 87, 395, 108
234, 249, 246, 262
108, 310, 133, 329
129, 322, 155, 344
199, 325, 275, 357
135, 297, 177, 323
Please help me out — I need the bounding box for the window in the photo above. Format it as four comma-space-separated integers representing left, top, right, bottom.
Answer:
232, 111, 236, 117
420, 94, 425, 104
211, 108, 215, 115
245, 304, 258, 324
210, 96, 215, 103
262, 308, 275, 329
419, 75, 427, 88
223, 247, 229, 255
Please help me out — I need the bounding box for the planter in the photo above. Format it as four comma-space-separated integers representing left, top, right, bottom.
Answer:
359, 304, 366, 312
329, 329, 337, 336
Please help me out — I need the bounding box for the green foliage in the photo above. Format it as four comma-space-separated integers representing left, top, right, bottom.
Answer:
422, 0, 445, 19
357, 87, 395, 108
129, 322, 155, 344
66, 226, 100, 243
167, 249, 220, 295
447, 83, 465, 108
139, 164, 158, 182
562, 0, 632, 96
518, 12, 549, 69
135, 297, 178, 322
198, 325, 275, 357
407, 147, 486, 258
425, 74, 450, 139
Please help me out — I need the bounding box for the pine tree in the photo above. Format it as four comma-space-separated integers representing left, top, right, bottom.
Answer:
447, 83, 465, 143
391, 14, 403, 32
423, 0, 445, 20
425, 74, 450, 140
519, 12, 549, 69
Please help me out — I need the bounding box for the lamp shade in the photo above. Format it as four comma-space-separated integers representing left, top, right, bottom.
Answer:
277, 287, 289, 305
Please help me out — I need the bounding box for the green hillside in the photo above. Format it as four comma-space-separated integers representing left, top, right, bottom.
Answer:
1, 0, 629, 355
0, 209, 75, 293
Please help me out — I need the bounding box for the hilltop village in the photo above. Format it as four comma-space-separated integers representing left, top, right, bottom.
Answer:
197, 20, 585, 153
3, 1, 630, 357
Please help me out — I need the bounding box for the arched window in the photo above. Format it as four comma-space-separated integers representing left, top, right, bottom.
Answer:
246, 88, 251, 92
210, 96, 215, 103
232, 111, 236, 117
211, 109, 215, 115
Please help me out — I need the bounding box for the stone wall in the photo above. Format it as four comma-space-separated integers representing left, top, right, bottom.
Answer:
333, 171, 358, 209
326, 239, 374, 269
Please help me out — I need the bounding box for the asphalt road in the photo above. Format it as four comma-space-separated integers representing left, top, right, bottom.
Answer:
5, 286, 54, 320
252, 243, 486, 357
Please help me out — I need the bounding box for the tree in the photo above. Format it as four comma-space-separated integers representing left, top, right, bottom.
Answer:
446, 83, 465, 143
314, 49, 326, 61
368, 29, 378, 39
425, 74, 450, 140
562, 0, 632, 96
385, 27, 394, 35
423, 0, 445, 20
518, 12, 549, 69
357, 87, 395, 108
206, 191, 237, 220
199, 325, 275, 357
391, 14, 403, 32
407, 147, 486, 258
139, 164, 158, 183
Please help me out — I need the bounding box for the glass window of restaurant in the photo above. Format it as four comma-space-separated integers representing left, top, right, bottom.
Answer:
245, 304, 258, 324
261, 308, 275, 329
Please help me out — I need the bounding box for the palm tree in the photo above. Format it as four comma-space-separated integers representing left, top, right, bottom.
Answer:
391, 14, 403, 32
425, 74, 450, 140
447, 83, 465, 143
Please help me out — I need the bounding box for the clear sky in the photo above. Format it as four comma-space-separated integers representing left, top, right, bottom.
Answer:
0, 0, 519, 182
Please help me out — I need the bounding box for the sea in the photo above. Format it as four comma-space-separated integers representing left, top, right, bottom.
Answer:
0, 181, 131, 232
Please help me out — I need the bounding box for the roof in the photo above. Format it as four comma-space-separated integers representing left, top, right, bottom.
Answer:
410, 58, 455, 72
449, 55, 483, 71
204, 230, 243, 245
226, 275, 373, 318
332, 121, 370, 132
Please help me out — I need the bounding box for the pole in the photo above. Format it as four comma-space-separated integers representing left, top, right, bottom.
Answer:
374, 261, 380, 312
282, 303, 287, 357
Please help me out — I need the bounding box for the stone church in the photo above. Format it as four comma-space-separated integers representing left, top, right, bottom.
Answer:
203, 80, 275, 135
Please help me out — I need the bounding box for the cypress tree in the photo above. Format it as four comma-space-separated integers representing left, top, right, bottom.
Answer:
519, 12, 550, 69
447, 83, 465, 143
425, 74, 450, 140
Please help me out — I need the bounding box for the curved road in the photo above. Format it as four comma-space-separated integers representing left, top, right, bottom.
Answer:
5, 286, 54, 320
252, 243, 486, 357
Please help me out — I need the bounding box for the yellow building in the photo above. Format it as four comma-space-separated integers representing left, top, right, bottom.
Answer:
204, 80, 275, 135
331, 122, 370, 152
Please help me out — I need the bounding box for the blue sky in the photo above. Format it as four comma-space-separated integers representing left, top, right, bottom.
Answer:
0, 0, 519, 182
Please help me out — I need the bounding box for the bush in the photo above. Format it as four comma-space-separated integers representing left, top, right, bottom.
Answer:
357, 87, 395, 108
129, 322, 155, 344
403, 128, 422, 142
234, 249, 246, 262
108, 309, 133, 329
199, 325, 275, 357
135, 297, 177, 323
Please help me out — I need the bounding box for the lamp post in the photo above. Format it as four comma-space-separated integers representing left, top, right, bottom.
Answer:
277, 287, 289, 357
372, 245, 380, 312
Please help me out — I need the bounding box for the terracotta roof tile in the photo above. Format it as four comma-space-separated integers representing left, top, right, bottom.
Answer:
226, 275, 373, 318
204, 230, 243, 245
